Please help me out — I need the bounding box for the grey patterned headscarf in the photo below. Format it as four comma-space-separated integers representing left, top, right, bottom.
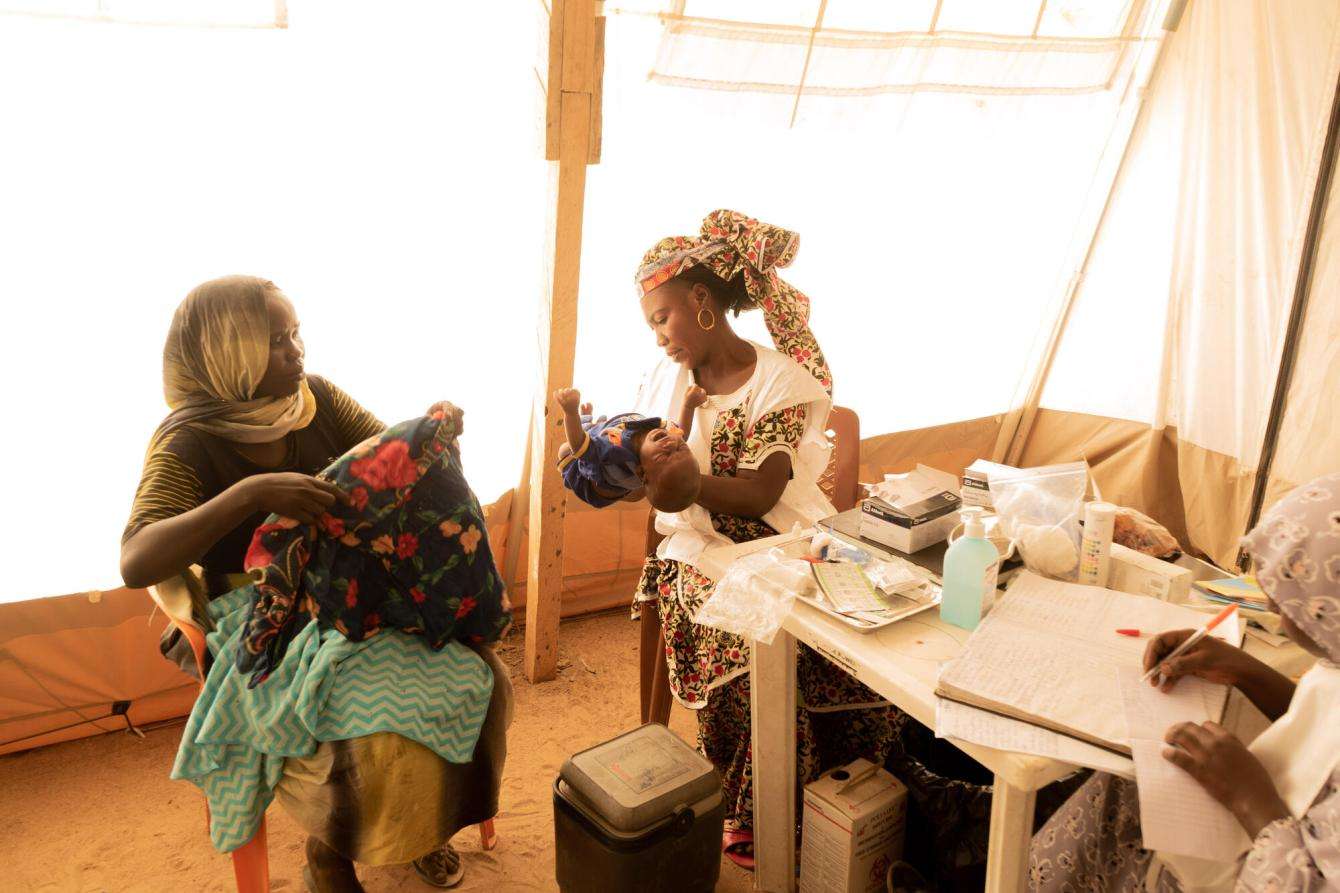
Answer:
1242, 472, 1340, 663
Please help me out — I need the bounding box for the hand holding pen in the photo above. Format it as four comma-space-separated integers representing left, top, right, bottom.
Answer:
1141, 605, 1243, 692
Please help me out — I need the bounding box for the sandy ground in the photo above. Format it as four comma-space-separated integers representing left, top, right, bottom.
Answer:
0, 613, 754, 893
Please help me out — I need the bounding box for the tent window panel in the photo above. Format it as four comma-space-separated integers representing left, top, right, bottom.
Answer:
680, 0, 817, 28
934, 0, 1043, 36
1037, 0, 1134, 39
653, 0, 1149, 103
822, 0, 939, 34
0, 0, 285, 27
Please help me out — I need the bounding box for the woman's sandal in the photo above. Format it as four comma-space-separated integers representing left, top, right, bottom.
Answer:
412, 843, 465, 889
722, 829, 756, 871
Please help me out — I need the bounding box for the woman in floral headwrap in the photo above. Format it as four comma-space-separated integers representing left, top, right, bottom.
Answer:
121, 276, 510, 891
631, 211, 908, 867
1028, 473, 1340, 892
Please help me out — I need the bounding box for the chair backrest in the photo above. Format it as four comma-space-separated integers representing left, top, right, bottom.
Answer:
819, 406, 862, 513
148, 572, 211, 683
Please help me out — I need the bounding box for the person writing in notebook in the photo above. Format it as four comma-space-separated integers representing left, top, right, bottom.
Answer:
1028, 474, 1340, 892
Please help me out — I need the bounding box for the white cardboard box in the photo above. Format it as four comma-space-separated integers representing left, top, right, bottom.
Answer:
859, 466, 961, 554
1107, 543, 1193, 602
960, 459, 1018, 510
800, 759, 908, 893
858, 505, 958, 554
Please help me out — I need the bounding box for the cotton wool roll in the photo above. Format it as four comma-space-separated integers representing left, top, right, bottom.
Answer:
1016, 524, 1079, 577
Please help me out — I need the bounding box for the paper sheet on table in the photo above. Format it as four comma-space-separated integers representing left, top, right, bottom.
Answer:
936, 572, 1240, 753
1118, 667, 1251, 861
1129, 739, 1250, 861
1117, 667, 1228, 740
935, 698, 1134, 777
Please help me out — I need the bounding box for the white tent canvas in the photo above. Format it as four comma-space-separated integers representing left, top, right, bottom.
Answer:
0, 0, 1336, 755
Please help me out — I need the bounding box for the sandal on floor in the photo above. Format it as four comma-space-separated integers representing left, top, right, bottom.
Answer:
722, 829, 756, 871
413, 843, 465, 889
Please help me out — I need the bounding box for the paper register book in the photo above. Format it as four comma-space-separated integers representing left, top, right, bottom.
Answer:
936, 572, 1240, 755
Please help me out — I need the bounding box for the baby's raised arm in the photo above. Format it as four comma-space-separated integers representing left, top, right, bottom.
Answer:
679, 385, 707, 436
554, 388, 592, 458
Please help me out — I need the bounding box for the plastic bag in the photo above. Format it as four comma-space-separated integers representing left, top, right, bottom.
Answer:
693, 547, 814, 644
1112, 507, 1181, 558
987, 462, 1088, 581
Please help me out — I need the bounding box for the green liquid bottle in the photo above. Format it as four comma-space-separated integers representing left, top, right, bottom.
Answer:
940, 508, 999, 631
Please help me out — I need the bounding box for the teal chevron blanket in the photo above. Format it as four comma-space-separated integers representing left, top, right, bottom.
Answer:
172, 588, 493, 852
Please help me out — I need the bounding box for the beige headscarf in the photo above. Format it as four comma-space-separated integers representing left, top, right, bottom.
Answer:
151, 275, 316, 450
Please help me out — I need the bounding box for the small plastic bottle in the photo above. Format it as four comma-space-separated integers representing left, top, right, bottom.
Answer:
940, 508, 1000, 631
1077, 502, 1117, 587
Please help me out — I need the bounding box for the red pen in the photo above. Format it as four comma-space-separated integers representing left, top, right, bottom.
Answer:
1115, 628, 1142, 637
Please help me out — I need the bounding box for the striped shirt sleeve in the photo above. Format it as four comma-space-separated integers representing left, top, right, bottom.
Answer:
321, 379, 386, 452
122, 444, 205, 543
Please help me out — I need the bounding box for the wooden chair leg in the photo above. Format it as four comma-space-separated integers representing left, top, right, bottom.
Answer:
648, 619, 673, 726
638, 608, 661, 724
230, 814, 270, 893
478, 819, 498, 851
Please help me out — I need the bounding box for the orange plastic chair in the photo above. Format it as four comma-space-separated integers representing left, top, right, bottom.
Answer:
150, 576, 270, 892
637, 407, 862, 726
150, 577, 498, 892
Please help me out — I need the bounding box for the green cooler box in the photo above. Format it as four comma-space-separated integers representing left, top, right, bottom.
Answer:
553, 723, 725, 892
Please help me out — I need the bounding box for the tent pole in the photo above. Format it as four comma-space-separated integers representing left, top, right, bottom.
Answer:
787, 0, 828, 129
526, 0, 604, 683
1241, 66, 1340, 552
996, 0, 1179, 466
501, 413, 534, 594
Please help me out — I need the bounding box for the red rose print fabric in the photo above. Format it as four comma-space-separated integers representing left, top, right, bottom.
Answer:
236, 411, 511, 686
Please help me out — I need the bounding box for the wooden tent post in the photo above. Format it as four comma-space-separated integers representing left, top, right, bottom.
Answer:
525, 0, 604, 683
501, 415, 533, 593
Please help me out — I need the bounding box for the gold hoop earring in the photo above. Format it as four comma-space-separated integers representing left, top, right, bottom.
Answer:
697, 307, 717, 331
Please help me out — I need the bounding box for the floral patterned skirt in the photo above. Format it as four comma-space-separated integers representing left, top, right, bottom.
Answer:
1029, 772, 1180, 893
635, 556, 906, 831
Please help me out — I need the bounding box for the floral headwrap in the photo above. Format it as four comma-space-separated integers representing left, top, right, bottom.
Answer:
635, 209, 803, 314
1242, 472, 1340, 663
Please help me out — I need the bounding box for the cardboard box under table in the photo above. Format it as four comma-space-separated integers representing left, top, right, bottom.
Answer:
800, 759, 907, 893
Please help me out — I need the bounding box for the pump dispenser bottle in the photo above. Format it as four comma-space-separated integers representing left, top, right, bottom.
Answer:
940, 507, 999, 631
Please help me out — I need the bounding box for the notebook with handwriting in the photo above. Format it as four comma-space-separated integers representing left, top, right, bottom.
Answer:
935, 571, 1239, 755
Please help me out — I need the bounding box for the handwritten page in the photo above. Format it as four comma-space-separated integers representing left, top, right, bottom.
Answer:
1118, 667, 1226, 740
936, 698, 1060, 755
935, 699, 1135, 777
1129, 739, 1250, 861
1118, 667, 1249, 861
936, 572, 1240, 753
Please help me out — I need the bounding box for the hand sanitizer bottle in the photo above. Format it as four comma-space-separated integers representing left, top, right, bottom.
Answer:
940, 508, 999, 631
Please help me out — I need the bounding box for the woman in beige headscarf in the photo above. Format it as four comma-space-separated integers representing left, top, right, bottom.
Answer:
1028, 473, 1340, 892
121, 275, 508, 891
